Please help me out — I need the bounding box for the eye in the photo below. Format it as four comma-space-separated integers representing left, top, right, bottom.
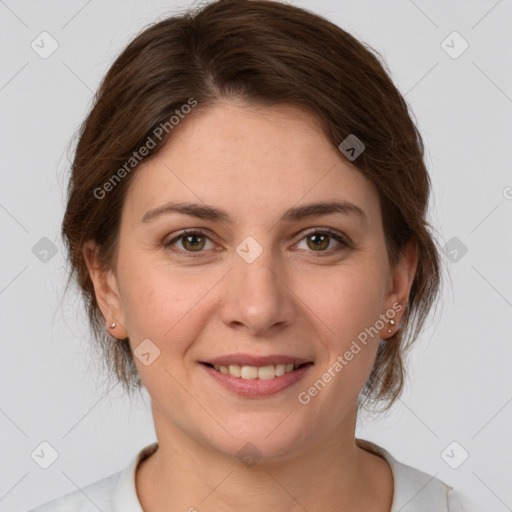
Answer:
163, 227, 352, 258
164, 229, 215, 256
295, 228, 351, 254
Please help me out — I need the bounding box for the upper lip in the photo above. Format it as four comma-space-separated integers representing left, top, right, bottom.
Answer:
202, 354, 313, 367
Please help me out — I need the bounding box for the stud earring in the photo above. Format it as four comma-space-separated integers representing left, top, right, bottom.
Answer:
109, 322, 116, 329
387, 319, 398, 334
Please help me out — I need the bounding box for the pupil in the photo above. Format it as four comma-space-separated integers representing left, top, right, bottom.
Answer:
185, 235, 203, 250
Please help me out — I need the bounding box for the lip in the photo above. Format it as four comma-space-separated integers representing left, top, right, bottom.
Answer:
200, 361, 314, 397
202, 353, 312, 367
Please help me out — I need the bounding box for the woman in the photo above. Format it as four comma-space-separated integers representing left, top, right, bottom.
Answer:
29, 0, 481, 510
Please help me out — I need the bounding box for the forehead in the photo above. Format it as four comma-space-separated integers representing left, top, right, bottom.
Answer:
122, 101, 380, 227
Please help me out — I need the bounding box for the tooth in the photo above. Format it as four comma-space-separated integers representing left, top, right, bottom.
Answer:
275, 364, 285, 377
212, 362, 302, 379
229, 364, 241, 377
241, 366, 259, 379
258, 365, 276, 380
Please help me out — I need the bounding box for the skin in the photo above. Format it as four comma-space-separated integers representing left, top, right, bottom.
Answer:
84, 100, 418, 511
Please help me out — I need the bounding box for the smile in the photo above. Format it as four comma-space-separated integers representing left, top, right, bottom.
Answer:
207, 362, 302, 379
200, 362, 314, 397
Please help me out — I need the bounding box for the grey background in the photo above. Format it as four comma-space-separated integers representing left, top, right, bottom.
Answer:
1, 0, 511, 510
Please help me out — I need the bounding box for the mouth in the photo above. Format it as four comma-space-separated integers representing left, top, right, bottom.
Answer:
201, 361, 313, 380
199, 359, 314, 397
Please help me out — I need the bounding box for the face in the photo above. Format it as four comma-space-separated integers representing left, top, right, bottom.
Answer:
87, 100, 416, 462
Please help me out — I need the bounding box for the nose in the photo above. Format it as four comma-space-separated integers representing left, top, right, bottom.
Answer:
219, 244, 297, 336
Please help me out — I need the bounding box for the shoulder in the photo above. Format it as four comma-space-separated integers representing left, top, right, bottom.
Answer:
26, 442, 158, 512
447, 488, 484, 512
355, 438, 483, 512
27, 472, 121, 512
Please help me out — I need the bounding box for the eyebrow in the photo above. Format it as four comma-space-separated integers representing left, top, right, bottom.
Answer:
141, 200, 367, 225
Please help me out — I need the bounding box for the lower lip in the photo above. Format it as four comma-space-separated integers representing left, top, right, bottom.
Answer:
200, 363, 313, 397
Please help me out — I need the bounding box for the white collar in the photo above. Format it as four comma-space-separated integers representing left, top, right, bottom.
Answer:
355, 438, 451, 511
112, 442, 157, 511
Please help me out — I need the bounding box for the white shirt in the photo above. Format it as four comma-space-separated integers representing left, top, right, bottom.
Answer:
28, 438, 481, 511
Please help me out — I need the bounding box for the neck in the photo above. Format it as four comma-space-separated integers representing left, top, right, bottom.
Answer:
136, 408, 393, 511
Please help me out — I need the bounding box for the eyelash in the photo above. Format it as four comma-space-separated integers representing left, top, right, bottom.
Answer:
163, 228, 352, 258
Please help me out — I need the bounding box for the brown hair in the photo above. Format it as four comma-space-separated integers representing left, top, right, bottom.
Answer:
61, 0, 441, 411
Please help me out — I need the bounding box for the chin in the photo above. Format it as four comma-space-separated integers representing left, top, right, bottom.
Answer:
203, 414, 310, 464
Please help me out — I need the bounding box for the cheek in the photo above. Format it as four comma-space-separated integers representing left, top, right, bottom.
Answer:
117, 252, 218, 356
295, 276, 385, 422
310, 262, 386, 338
305, 261, 387, 390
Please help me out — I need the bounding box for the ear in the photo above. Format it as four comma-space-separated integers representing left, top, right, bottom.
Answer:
82, 240, 128, 339
380, 239, 418, 339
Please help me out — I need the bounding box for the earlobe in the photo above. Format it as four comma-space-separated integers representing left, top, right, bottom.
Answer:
82, 240, 128, 339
